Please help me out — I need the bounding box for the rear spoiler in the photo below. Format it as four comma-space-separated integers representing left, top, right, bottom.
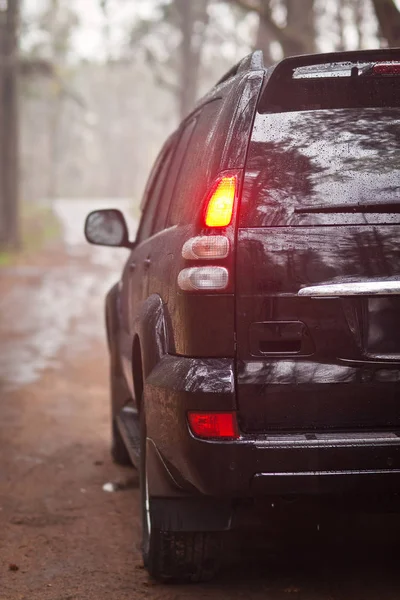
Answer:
269, 48, 400, 81
260, 48, 400, 112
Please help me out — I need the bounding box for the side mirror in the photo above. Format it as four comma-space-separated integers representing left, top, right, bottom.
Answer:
84, 209, 133, 248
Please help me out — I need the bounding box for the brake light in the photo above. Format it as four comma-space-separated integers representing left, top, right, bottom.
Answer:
372, 62, 400, 76
205, 175, 237, 228
188, 412, 239, 440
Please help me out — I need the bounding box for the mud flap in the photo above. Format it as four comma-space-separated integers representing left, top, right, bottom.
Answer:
150, 497, 233, 532
147, 439, 233, 532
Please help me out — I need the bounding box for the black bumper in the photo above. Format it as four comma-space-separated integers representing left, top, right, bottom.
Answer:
145, 355, 400, 497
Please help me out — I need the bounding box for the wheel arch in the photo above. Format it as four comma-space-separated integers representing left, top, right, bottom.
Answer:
131, 294, 169, 413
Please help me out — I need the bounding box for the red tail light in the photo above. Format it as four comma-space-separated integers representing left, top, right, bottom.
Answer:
372, 62, 400, 76
188, 412, 239, 440
204, 174, 238, 228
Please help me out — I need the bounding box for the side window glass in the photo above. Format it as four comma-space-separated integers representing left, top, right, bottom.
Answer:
156, 119, 197, 231
167, 100, 223, 227
137, 144, 172, 242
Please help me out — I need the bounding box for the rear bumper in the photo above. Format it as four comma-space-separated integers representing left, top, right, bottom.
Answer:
145, 354, 400, 497
252, 468, 400, 496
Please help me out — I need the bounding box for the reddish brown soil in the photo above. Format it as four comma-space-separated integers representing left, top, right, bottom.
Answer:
1, 250, 400, 599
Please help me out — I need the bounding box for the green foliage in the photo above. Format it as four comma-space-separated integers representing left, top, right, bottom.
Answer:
0, 204, 62, 266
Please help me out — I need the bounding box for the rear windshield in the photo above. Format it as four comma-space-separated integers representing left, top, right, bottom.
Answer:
240, 107, 400, 227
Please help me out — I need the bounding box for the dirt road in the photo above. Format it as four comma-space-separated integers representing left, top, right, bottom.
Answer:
1, 201, 399, 599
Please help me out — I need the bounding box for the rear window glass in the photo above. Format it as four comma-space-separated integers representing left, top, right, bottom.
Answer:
240, 107, 400, 227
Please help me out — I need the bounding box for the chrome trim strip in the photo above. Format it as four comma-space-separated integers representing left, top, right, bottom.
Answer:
255, 469, 400, 477
255, 432, 400, 448
298, 280, 400, 297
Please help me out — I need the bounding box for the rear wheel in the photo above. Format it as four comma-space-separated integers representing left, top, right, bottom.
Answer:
139, 410, 223, 583
107, 286, 132, 466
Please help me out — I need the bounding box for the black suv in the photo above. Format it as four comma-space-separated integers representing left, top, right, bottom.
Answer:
85, 49, 400, 582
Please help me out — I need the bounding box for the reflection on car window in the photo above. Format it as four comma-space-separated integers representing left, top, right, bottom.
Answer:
137, 145, 173, 241
241, 107, 400, 227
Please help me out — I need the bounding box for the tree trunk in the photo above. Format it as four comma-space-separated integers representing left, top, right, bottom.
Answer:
371, 0, 400, 46
243, 0, 316, 58
255, 17, 273, 65
176, 0, 209, 120
352, 0, 367, 49
336, 0, 347, 51
0, 0, 19, 249
283, 0, 316, 55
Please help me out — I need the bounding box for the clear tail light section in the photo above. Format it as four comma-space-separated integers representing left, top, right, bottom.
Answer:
182, 236, 229, 260
178, 266, 228, 291
178, 170, 240, 292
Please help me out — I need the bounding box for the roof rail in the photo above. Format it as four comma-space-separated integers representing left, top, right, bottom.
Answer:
216, 50, 264, 86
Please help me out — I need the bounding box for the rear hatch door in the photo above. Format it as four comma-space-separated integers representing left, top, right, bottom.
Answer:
236, 62, 400, 433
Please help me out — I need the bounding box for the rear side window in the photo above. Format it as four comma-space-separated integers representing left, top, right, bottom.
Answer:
137, 143, 173, 241
160, 118, 197, 228
240, 107, 400, 227
167, 99, 224, 226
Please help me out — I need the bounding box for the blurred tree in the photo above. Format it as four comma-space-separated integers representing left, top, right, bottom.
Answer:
234, 0, 400, 58
0, 0, 19, 249
254, 17, 273, 64
176, 0, 210, 119
232, 0, 316, 57
371, 0, 400, 46
29, 0, 80, 199
131, 0, 211, 120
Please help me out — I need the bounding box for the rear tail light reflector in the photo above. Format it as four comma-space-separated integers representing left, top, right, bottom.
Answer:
188, 412, 239, 440
178, 266, 228, 291
182, 236, 229, 260
205, 174, 237, 228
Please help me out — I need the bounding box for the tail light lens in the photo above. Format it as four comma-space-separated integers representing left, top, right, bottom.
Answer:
204, 174, 238, 228
372, 62, 400, 76
178, 266, 228, 291
188, 412, 239, 440
182, 236, 229, 260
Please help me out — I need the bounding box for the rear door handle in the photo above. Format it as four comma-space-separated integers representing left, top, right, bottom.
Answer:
129, 261, 136, 271
143, 257, 151, 269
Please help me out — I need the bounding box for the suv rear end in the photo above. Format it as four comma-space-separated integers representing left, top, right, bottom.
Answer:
87, 49, 400, 583
141, 48, 400, 580
234, 52, 400, 495
156, 48, 400, 499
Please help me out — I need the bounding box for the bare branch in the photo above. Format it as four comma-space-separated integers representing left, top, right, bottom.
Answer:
19, 58, 53, 77
231, 0, 263, 13
144, 48, 179, 96
229, 0, 309, 54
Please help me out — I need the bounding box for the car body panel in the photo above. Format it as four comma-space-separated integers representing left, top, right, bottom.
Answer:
99, 50, 400, 504
235, 104, 400, 433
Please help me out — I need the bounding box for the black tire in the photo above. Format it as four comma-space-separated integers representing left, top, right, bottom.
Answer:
110, 370, 132, 465
140, 410, 222, 583
111, 415, 131, 466
107, 286, 132, 467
